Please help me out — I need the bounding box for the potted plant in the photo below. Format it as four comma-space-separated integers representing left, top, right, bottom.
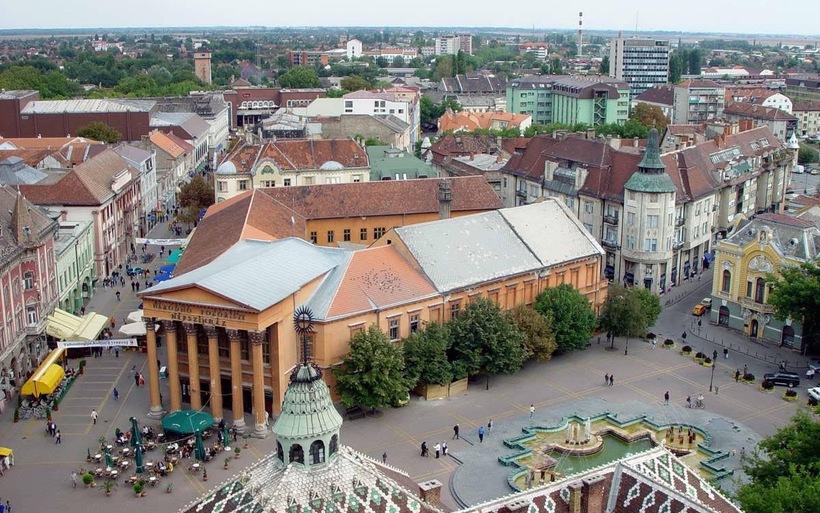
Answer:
86, 448, 92, 462
102, 479, 116, 496
165, 483, 173, 494
82, 473, 94, 488
783, 389, 798, 402
694, 352, 706, 363
234, 447, 241, 459
46, 407, 52, 421
743, 373, 756, 383
133, 482, 144, 497
53, 400, 59, 412
13, 408, 19, 423
680, 345, 692, 356
98, 436, 107, 450
761, 380, 774, 392
224, 456, 231, 470
663, 338, 674, 349
203, 468, 208, 482
703, 357, 713, 367
243, 434, 250, 449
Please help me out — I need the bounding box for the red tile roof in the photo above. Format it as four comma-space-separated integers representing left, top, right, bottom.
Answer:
220, 139, 368, 173
723, 102, 797, 121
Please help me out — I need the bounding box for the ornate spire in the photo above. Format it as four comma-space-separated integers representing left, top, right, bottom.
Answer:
637, 128, 665, 173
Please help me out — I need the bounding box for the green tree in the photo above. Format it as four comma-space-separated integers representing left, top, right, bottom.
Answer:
447, 298, 526, 387
767, 262, 820, 354
432, 55, 453, 81
340, 75, 371, 92
669, 55, 683, 83
176, 175, 214, 226
534, 284, 596, 351
629, 103, 670, 130
688, 48, 703, 75
737, 411, 820, 513
506, 305, 557, 362
599, 55, 610, 74
277, 66, 321, 88
798, 144, 819, 164
633, 288, 662, 328
402, 322, 452, 387
77, 122, 121, 143
333, 324, 408, 409
598, 284, 648, 352
549, 57, 564, 75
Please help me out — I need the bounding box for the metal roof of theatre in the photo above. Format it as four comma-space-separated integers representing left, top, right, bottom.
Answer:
21, 98, 156, 114
144, 238, 350, 312
393, 198, 602, 293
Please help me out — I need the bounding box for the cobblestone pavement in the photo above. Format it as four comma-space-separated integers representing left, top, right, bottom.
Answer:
0, 222, 815, 512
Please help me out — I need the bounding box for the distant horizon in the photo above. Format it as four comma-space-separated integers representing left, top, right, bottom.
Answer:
1, 0, 818, 38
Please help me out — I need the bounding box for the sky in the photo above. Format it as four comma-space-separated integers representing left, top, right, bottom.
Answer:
1, 0, 818, 36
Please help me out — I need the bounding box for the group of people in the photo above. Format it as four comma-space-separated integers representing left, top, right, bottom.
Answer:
419, 420, 496, 458
604, 373, 615, 386
45, 420, 61, 444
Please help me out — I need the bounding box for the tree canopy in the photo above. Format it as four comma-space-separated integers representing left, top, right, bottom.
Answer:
339, 75, 371, 92
447, 298, 526, 383
767, 262, 820, 354
402, 322, 452, 387
737, 411, 820, 513
598, 284, 651, 349
534, 284, 596, 351
77, 122, 121, 143
177, 175, 214, 226
630, 103, 670, 130
277, 66, 321, 88
333, 324, 408, 409
506, 305, 557, 362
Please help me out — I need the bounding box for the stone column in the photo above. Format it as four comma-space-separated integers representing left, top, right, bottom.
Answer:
144, 317, 164, 418
183, 323, 201, 410
205, 326, 223, 421
249, 330, 268, 438
163, 320, 182, 412
227, 329, 245, 432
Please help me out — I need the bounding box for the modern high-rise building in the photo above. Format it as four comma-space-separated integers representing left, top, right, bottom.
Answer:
435, 34, 473, 56
609, 37, 670, 99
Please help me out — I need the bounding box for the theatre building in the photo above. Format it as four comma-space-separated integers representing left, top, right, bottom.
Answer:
139, 199, 607, 437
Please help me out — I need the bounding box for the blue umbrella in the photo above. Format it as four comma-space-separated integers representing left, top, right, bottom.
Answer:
154, 274, 172, 282
160, 264, 176, 273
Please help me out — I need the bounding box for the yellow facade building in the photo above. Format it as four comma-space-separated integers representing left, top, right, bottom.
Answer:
139, 198, 607, 437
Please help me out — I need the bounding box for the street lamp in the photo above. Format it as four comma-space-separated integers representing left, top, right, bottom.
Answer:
624, 338, 629, 356
709, 350, 718, 392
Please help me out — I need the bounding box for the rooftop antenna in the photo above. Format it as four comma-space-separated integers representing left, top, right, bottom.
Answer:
578, 12, 583, 58
635, 11, 639, 36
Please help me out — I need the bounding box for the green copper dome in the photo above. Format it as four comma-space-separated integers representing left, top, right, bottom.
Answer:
271, 364, 343, 442
625, 128, 677, 193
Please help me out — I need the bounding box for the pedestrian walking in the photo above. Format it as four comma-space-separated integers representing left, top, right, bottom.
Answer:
80, 306, 86, 315
609, 375, 615, 386
478, 426, 485, 443
743, 364, 748, 375
652, 339, 656, 349
55, 430, 61, 444
420, 441, 428, 457
487, 419, 493, 434
664, 391, 670, 405
113, 387, 119, 400
442, 441, 448, 456
71, 470, 78, 488
138, 373, 145, 387
434, 442, 441, 459
134, 372, 140, 387
686, 395, 692, 408
723, 348, 729, 359
740, 447, 746, 459
529, 404, 535, 418
735, 369, 741, 382
232, 426, 238, 442
604, 373, 609, 386
382, 451, 387, 464
453, 424, 460, 439
91, 409, 98, 424
114, 346, 120, 358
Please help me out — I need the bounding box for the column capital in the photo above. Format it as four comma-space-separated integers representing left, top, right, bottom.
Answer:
182, 322, 198, 335
203, 326, 218, 338
226, 329, 242, 341
160, 320, 176, 332
142, 316, 155, 323
248, 330, 266, 346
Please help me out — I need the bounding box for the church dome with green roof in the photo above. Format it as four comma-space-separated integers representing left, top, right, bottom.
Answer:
624, 128, 677, 194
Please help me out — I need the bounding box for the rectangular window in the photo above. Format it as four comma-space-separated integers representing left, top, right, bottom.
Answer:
650, 193, 658, 203
647, 215, 659, 228
374, 227, 386, 239
352, 175, 361, 183
584, 201, 593, 214
388, 317, 400, 341
238, 180, 249, 191
283, 178, 291, 186
343, 229, 351, 242
310, 231, 317, 244
217, 181, 228, 192
345, 101, 353, 108
583, 222, 593, 233
450, 301, 461, 320
327, 230, 334, 243
218, 337, 230, 358
360, 228, 367, 241
644, 238, 658, 251
409, 313, 420, 333
303, 176, 315, 185
627, 212, 635, 226
262, 339, 270, 364
240, 339, 250, 361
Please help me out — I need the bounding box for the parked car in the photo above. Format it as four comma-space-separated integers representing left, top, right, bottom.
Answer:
692, 304, 707, 316
701, 297, 712, 308
763, 372, 800, 388
808, 387, 820, 402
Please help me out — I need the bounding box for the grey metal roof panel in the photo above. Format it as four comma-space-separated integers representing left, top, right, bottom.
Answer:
146, 238, 348, 311
21, 98, 155, 114
499, 200, 605, 268
394, 211, 541, 292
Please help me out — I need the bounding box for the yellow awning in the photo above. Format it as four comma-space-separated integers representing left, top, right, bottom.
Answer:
46, 308, 108, 341
21, 363, 65, 397
0, 447, 12, 457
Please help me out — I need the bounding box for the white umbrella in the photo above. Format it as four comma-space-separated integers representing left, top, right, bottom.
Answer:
119, 322, 147, 336
126, 310, 144, 323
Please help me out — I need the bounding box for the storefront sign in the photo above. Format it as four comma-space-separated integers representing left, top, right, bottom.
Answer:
148, 300, 249, 327
135, 238, 187, 246
57, 338, 138, 349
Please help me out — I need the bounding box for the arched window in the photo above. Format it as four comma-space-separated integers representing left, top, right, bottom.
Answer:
755, 277, 766, 304
277, 442, 284, 462
23, 271, 35, 290
289, 443, 304, 464
721, 270, 731, 293
329, 434, 338, 456
310, 440, 325, 464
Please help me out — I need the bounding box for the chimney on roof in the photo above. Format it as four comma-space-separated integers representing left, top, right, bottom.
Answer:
417, 480, 442, 506
633, 137, 639, 147
585, 127, 596, 140
438, 178, 452, 220
568, 481, 583, 513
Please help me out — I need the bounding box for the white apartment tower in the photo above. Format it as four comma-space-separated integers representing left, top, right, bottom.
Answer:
435, 34, 473, 56
609, 37, 670, 99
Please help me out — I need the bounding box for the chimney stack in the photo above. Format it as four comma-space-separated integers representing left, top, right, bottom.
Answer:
581, 476, 607, 513
568, 481, 583, 513
586, 127, 596, 140
438, 178, 452, 220
417, 480, 442, 506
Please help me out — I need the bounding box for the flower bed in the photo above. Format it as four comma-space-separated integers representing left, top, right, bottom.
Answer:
680, 345, 692, 356
702, 357, 713, 367
694, 352, 706, 364
760, 380, 774, 393
783, 389, 798, 402
742, 373, 756, 384
663, 339, 675, 349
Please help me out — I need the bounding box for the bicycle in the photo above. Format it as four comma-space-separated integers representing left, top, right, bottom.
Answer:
694, 398, 705, 408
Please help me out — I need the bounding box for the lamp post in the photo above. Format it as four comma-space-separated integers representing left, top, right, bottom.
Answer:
709, 350, 718, 392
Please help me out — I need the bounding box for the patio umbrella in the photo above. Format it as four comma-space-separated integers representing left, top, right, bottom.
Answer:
161, 410, 214, 435
134, 442, 144, 474
194, 430, 206, 462
165, 249, 184, 264
119, 322, 147, 337
154, 274, 172, 283
222, 423, 230, 450
104, 446, 113, 468
126, 310, 144, 323
130, 417, 143, 449
160, 264, 176, 273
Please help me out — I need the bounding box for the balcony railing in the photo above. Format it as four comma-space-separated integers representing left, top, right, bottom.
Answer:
516, 189, 527, 198
737, 296, 776, 314
601, 239, 620, 250
603, 214, 619, 225
675, 217, 685, 227
673, 240, 684, 251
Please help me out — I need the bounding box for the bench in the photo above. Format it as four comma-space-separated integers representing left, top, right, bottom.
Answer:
346, 406, 366, 420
